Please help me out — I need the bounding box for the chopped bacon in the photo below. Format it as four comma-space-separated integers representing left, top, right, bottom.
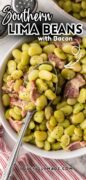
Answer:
7, 80, 14, 88
74, 0, 81, 2
30, 81, 40, 104
53, 36, 81, 49
19, 85, 26, 91
48, 54, 65, 69
10, 98, 22, 108
53, 41, 62, 48
10, 97, 27, 108
9, 92, 19, 98
21, 110, 27, 117
2, 80, 15, 93
64, 74, 85, 98
67, 141, 86, 151
10, 97, 27, 117
9, 118, 23, 132
71, 36, 82, 46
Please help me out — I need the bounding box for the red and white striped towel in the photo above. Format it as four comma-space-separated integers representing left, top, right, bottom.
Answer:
0, 126, 86, 180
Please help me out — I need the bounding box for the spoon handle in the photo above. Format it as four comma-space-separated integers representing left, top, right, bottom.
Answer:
1, 111, 34, 180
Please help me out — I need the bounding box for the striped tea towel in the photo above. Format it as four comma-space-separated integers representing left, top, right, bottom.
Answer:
0, 126, 86, 180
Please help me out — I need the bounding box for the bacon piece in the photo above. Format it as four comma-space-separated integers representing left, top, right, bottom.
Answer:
10, 98, 27, 117
30, 81, 40, 104
7, 80, 14, 88
67, 141, 86, 151
9, 118, 23, 132
10, 97, 27, 108
21, 110, 27, 117
71, 36, 82, 46
64, 74, 85, 98
19, 85, 26, 91
48, 54, 65, 69
10, 98, 24, 108
9, 92, 19, 98
74, 0, 81, 2
53, 41, 62, 48
53, 37, 81, 49
2, 80, 15, 93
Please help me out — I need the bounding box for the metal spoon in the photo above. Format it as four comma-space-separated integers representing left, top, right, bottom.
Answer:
1, 62, 58, 180
1, 111, 35, 180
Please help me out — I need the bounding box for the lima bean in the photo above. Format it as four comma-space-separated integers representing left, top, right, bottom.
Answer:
54, 110, 64, 122
39, 70, 52, 81
12, 49, 22, 60
43, 44, 55, 54
64, 125, 75, 136
35, 140, 44, 148
78, 88, 86, 103
34, 111, 44, 123
45, 106, 53, 120
36, 95, 47, 110
71, 112, 84, 124
28, 70, 39, 81
80, 120, 86, 129
44, 141, 51, 151
39, 64, 53, 71
45, 89, 56, 100
73, 103, 84, 114
8, 60, 16, 74
34, 131, 47, 141
2, 94, 10, 107
60, 105, 73, 115
30, 55, 43, 65
28, 44, 42, 56
50, 126, 64, 140
51, 142, 61, 150
11, 70, 23, 80
54, 48, 66, 60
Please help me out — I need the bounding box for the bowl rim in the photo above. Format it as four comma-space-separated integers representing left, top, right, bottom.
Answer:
1, 37, 86, 159
51, 0, 86, 29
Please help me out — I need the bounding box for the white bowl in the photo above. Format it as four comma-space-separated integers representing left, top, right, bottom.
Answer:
0, 38, 86, 160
